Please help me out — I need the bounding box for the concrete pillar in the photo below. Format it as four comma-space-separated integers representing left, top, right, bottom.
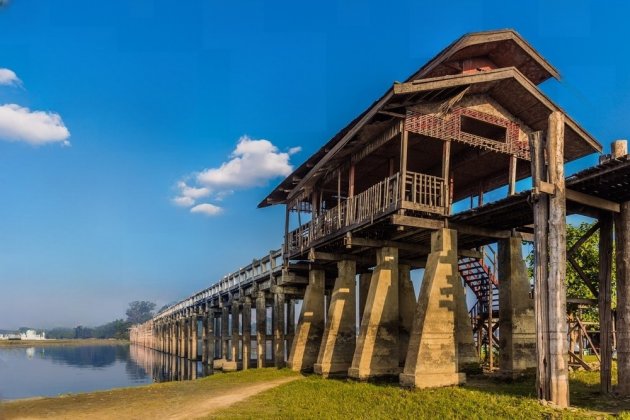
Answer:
189, 314, 198, 361
223, 303, 238, 371
242, 298, 252, 369
349, 247, 400, 380
358, 272, 371, 323
256, 292, 267, 368
286, 298, 295, 352
398, 264, 416, 367
221, 306, 229, 361
498, 236, 536, 377
201, 311, 208, 364
206, 312, 215, 373
232, 303, 240, 366
616, 201, 630, 395
274, 292, 286, 368
400, 228, 465, 388
288, 269, 325, 372
183, 316, 190, 359
315, 259, 357, 377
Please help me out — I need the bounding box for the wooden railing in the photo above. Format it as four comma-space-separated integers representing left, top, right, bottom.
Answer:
404, 172, 446, 213
287, 171, 447, 255
287, 173, 400, 254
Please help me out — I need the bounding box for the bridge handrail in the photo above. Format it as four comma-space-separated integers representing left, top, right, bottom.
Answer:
153, 249, 283, 321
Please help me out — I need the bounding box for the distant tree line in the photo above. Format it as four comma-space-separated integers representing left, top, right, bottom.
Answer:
43, 301, 157, 340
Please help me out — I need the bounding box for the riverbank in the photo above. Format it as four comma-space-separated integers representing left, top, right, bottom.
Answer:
2, 367, 628, 419
0, 369, 300, 419
0, 338, 128, 348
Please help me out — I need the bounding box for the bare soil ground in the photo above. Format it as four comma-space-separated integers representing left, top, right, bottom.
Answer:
0, 369, 301, 420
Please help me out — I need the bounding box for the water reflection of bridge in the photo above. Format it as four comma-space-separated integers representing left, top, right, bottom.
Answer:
129, 344, 206, 382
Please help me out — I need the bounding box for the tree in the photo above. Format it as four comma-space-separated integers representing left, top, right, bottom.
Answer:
125, 301, 156, 325
526, 221, 616, 322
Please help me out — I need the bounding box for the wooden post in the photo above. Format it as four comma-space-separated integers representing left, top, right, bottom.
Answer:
349, 164, 355, 198
529, 130, 550, 402
599, 212, 613, 394
508, 155, 517, 196
442, 139, 451, 215
546, 111, 569, 407
400, 130, 408, 201
616, 201, 630, 395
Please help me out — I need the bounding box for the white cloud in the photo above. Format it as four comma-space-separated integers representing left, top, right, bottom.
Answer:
171, 181, 210, 207
172, 136, 300, 216
0, 104, 70, 146
196, 136, 296, 189
0, 68, 21, 87
190, 203, 223, 216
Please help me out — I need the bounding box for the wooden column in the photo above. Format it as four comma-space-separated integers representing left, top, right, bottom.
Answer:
616, 202, 630, 395
530, 130, 550, 401
201, 310, 208, 364
400, 130, 408, 200
599, 212, 613, 394
508, 155, 517, 196
442, 139, 451, 215
546, 111, 569, 407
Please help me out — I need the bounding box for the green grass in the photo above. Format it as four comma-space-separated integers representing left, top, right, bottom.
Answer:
209, 369, 630, 419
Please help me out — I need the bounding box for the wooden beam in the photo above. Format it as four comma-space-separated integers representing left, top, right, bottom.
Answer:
567, 255, 599, 298
599, 212, 614, 394
391, 214, 445, 230
567, 222, 600, 259
567, 189, 620, 213
539, 181, 620, 213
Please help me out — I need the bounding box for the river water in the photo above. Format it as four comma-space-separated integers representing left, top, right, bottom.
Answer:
0, 344, 205, 400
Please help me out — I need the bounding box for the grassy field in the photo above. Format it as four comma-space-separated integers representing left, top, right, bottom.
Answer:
0, 338, 128, 348
3, 367, 630, 419
209, 369, 630, 419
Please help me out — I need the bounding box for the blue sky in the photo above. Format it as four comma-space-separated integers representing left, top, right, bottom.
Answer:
0, 0, 629, 329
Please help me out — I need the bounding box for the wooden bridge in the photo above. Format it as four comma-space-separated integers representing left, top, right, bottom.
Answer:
131, 29, 630, 407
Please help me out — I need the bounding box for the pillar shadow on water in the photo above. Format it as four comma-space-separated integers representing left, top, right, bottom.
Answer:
128, 344, 208, 383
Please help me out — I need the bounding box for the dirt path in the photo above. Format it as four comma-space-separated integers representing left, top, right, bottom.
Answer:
1, 370, 302, 420
170, 376, 300, 420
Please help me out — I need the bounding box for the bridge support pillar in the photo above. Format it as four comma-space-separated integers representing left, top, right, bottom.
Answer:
286, 298, 295, 353
498, 236, 536, 377
398, 264, 417, 367
288, 269, 325, 372
349, 247, 400, 380
400, 228, 466, 388
315, 259, 357, 377
274, 292, 286, 368
242, 298, 252, 369
223, 303, 238, 371
201, 309, 208, 364
207, 311, 215, 373
358, 272, 371, 323
189, 314, 198, 361
256, 292, 267, 367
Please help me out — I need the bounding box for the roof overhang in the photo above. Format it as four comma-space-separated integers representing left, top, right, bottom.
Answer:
258, 30, 597, 209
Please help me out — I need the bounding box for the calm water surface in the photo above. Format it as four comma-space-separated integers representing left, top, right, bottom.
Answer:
0, 344, 205, 400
